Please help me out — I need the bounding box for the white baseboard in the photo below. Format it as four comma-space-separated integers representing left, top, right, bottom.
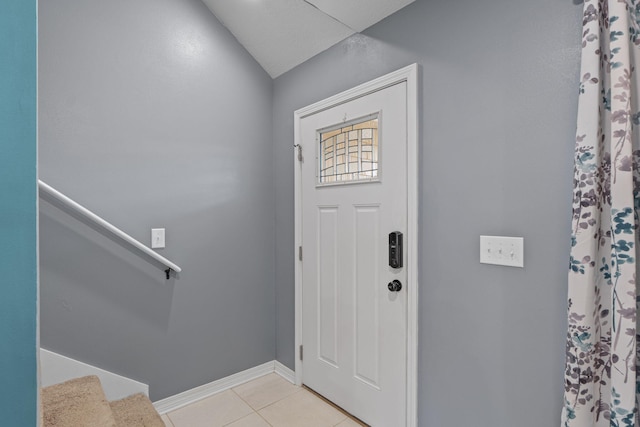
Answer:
274, 360, 295, 384
154, 360, 297, 414
40, 348, 149, 401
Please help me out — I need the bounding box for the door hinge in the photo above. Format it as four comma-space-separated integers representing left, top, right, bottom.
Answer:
294, 144, 302, 162
298, 246, 303, 261
299, 345, 303, 361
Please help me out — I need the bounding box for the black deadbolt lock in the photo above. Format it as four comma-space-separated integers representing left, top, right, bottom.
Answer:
389, 231, 403, 268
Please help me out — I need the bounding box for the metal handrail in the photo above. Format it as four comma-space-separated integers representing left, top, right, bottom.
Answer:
38, 180, 181, 279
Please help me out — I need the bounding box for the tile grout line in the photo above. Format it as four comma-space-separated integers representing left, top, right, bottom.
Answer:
258, 387, 349, 426
218, 392, 275, 427
231, 376, 304, 412
255, 411, 275, 427
229, 387, 252, 408
169, 374, 362, 427
233, 377, 353, 425
163, 413, 175, 427
222, 389, 260, 427
253, 387, 304, 413
220, 410, 275, 427
227, 382, 295, 426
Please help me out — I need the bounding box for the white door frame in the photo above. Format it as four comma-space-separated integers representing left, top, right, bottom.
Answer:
293, 63, 419, 427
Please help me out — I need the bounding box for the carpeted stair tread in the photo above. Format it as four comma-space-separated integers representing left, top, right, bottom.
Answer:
42, 375, 117, 427
110, 393, 165, 427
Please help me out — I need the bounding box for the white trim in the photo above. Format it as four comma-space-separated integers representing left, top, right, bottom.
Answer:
39, 348, 149, 401
405, 63, 420, 427
293, 100, 304, 389
274, 360, 296, 384
153, 361, 275, 414
293, 63, 419, 427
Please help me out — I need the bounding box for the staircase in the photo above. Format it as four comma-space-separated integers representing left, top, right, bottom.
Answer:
42, 376, 165, 427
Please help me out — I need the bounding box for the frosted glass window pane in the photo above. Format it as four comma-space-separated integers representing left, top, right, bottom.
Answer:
319, 116, 378, 183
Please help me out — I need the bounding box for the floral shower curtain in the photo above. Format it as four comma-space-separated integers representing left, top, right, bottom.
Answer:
562, 1, 640, 426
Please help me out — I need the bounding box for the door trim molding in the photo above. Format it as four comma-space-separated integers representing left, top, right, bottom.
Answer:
293, 63, 419, 427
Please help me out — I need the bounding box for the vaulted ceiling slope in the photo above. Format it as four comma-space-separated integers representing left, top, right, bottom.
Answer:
202, 0, 415, 78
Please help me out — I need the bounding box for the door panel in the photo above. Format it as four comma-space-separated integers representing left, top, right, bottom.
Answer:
354, 205, 381, 388
300, 82, 407, 426
318, 206, 339, 367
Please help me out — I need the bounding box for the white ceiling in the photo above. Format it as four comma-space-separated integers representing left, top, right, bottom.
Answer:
201, 0, 415, 78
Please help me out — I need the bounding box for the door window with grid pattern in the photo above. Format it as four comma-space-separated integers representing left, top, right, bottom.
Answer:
318, 114, 379, 184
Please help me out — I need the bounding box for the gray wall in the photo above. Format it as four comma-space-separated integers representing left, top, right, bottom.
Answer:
39, 0, 584, 420
39, 0, 274, 400
273, 0, 582, 425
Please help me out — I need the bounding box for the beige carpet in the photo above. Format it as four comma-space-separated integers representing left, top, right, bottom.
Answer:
110, 393, 165, 427
42, 375, 117, 427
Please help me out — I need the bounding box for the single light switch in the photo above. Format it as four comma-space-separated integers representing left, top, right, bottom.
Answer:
151, 228, 165, 249
480, 235, 524, 268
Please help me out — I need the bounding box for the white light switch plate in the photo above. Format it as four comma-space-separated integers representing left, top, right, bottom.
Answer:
151, 228, 165, 249
480, 235, 524, 268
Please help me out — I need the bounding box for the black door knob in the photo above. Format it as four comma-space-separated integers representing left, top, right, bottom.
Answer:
388, 280, 402, 292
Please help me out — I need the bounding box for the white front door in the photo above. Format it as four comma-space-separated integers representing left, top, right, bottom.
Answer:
299, 81, 408, 426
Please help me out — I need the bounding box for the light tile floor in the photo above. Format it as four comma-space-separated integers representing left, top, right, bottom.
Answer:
159, 373, 367, 427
